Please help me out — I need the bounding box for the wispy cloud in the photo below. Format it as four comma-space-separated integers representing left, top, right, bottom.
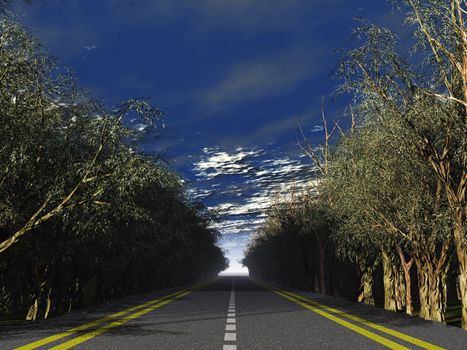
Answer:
191, 145, 319, 231
189, 144, 319, 272
199, 48, 323, 111
191, 145, 316, 271
14, 0, 335, 115
310, 125, 324, 132
143, 0, 318, 31
218, 114, 307, 147
194, 147, 263, 180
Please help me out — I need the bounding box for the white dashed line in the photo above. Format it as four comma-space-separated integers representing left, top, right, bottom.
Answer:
224, 333, 237, 341
223, 345, 237, 350
226, 324, 236, 331
222, 278, 237, 350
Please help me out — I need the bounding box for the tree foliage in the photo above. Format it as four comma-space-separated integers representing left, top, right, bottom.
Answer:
0, 10, 227, 320
245, 0, 466, 328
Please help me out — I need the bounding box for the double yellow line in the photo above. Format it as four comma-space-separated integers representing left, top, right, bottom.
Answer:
258, 281, 445, 350
15, 283, 204, 350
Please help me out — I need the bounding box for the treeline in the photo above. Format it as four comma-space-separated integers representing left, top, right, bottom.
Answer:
244, 0, 466, 328
0, 10, 227, 320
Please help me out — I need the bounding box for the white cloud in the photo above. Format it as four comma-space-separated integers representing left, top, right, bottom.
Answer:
194, 147, 263, 180
133, 123, 148, 132
311, 125, 324, 132
189, 144, 321, 274
191, 145, 318, 233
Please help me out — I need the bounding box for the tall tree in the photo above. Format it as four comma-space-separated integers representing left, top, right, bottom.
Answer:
336, 1, 465, 325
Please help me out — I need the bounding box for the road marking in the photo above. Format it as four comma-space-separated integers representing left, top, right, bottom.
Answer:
271, 288, 409, 350
222, 278, 237, 350
279, 289, 445, 350
256, 280, 446, 350
223, 345, 237, 350
48, 287, 199, 350
14, 284, 202, 350
224, 332, 237, 341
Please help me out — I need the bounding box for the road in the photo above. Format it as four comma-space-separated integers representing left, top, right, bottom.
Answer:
1, 276, 467, 349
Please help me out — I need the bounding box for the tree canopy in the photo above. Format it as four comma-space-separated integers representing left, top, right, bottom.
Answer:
0, 8, 227, 320
244, 0, 466, 329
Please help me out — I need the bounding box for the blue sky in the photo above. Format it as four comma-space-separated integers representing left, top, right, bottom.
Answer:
13, 0, 403, 273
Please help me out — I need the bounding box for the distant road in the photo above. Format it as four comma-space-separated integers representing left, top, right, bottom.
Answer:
1, 276, 466, 349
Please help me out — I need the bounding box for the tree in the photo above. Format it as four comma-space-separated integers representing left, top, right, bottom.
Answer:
0, 10, 227, 321
337, 0, 466, 327
323, 116, 453, 320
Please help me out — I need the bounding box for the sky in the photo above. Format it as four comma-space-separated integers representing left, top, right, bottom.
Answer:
12, 0, 404, 274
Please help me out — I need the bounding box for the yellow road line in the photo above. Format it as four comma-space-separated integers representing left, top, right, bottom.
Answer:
278, 289, 445, 350
271, 288, 409, 350
14, 284, 200, 350
49, 288, 198, 350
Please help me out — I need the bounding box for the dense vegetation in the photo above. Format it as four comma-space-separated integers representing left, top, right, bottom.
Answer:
244, 0, 466, 328
0, 7, 227, 320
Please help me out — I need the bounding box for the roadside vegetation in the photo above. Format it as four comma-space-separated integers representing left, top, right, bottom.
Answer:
244, 0, 466, 328
0, 5, 227, 321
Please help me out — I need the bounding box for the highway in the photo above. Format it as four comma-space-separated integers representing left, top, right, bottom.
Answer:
1, 276, 466, 349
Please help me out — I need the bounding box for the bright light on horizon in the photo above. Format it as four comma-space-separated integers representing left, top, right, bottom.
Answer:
219, 269, 249, 276
219, 249, 249, 276
219, 261, 249, 276
217, 234, 250, 276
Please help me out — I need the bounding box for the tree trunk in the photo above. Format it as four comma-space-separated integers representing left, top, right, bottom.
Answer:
397, 247, 414, 316
382, 251, 397, 311
26, 265, 51, 321
427, 270, 446, 322
417, 265, 429, 319
402, 264, 413, 316
357, 257, 379, 305
456, 239, 467, 329
25, 287, 52, 321
26, 299, 38, 321
453, 212, 467, 329
44, 289, 52, 320
358, 266, 375, 305
442, 256, 450, 312
394, 264, 405, 311
314, 273, 320, 293
318, 243, 326, 294
416, 260, 447, 322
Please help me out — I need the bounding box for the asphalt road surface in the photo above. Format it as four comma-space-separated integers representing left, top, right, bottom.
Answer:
1, 276, 467, 349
